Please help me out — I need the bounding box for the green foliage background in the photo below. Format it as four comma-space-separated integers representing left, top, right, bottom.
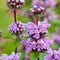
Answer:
0, 0, 60, 60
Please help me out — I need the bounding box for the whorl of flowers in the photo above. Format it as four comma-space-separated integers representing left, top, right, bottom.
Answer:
9, 20, 25, 35
0, 52, 21, 60
21, 37, 53, 55
30, 3, 45, 15
44, 48, 60, 60
21, 20, 53, 55
7, 0, 25, 9
26, 20, 50, 39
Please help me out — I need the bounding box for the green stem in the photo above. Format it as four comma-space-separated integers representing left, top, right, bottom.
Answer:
15, 46, 17, 54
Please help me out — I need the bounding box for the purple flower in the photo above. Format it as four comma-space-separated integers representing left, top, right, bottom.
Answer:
20, 0, 25, 3
26, 21, 50, 39
1, 54, 9, 60
26, 22, 39, 35
21, 37, 53, 54
33, 33, 40, 39
9, 20, 25, 35
32, 0, 56, 8
44, 48, 60, 60
21, 38, 33, 54
36, 37, 53, 52
9, 52, 21, 60
40, 20, 51, 29
0, 52, 21, 60
30, 0, 45, 14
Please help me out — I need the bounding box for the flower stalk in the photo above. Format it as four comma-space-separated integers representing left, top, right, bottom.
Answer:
33, 17, 38, 26
14, 9, 16, 23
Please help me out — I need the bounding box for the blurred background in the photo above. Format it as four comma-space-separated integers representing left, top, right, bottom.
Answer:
0, 0, 60, 60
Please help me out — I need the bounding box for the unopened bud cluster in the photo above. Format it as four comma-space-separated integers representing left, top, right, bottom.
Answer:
7, 0, 25, 9
30, 5, 45, 15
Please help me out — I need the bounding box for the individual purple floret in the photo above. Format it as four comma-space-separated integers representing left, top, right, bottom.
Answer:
44, 48, 60, 60
26, 21, 50, 40
0, 52, 21, 60
9, 20, 25, 35
21, 37, 53, 54
7, 0, 25, 9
